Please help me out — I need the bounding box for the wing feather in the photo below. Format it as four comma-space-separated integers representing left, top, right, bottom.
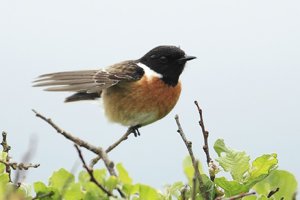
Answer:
33, 61, 144, 94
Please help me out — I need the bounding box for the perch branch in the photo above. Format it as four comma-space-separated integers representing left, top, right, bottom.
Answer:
32, 109, 116, 176
32, 109, 126, 198
90, 127, 133, 167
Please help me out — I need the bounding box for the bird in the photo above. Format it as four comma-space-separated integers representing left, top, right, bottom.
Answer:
33, 45, 196, 136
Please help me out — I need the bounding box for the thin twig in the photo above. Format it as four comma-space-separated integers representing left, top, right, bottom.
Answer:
175, 114, 209, 200
32, 109, 116, 175
74, 145, 115, 197
90, 127, 133, 167
0, 160, 40, 170
194, 101, 211, 165
215, 191, 256, 200
1, 131, 12, 181
32, 109, 126, 198
194, 101, 215, 181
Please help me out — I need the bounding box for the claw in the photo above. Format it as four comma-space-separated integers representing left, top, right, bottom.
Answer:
129, 125, 141, 137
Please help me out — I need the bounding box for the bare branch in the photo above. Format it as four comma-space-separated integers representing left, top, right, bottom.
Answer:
194, 101, 216, 181
175, 114, 209, 200
0, 160, 40, 170
32, 109, 116, 176
74, 145, 115, 197
90, 127, 133, 167
32, 109, 126, 198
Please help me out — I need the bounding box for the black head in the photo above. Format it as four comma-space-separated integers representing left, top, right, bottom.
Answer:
138, 45, 196, 86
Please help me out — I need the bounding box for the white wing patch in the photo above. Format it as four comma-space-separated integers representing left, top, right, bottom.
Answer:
137, 62, 163, 79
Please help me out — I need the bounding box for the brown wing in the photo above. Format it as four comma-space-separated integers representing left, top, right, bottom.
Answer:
33, 61, 144, 94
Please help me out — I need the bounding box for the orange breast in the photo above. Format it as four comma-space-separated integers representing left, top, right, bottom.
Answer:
102, 77, 182, 127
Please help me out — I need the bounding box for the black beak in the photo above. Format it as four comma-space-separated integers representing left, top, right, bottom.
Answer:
178, 55, 197, 62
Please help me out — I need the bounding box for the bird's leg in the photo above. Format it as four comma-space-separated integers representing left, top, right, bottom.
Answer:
129, 125, 141, 137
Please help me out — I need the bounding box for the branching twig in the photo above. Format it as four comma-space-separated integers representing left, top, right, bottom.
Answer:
32, 109, 116, 175
74, 145, 115, 197
194, 101, 216, 181
90, 127, 133, 167
175, 114, 209, 200
0, 160, 40, 170
32, 109, 126, 198
215, 191, 256, 200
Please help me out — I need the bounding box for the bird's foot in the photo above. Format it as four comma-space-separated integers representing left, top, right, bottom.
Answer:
129, 125, 141, 137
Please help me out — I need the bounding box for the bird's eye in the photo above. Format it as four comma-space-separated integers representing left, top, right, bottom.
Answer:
160, 56, 168, 63
150, 55, 156, 59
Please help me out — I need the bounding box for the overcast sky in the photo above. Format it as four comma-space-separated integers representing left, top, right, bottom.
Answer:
0, 0, 299, 188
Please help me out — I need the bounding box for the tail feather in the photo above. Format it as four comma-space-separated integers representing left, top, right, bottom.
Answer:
64, 92, 101, 103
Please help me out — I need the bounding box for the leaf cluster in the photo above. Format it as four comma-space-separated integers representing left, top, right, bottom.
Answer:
0, 139, 297, 200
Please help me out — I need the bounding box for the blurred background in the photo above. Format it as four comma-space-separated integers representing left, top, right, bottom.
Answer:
0, 0, 299, 188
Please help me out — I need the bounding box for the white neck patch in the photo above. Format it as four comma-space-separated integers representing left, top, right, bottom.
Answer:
137, 62, 163, 79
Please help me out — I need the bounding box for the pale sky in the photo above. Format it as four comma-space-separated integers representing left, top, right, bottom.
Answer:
0, 0, 299, 188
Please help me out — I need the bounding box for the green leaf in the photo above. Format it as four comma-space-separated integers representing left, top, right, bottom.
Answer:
123, 183, 139, 197
253, 170, 297, 200
34, 181, 60, 200
0, 172, 9, 185
83, 182, 106, 198
105, 176, 118, 191
214, 139, 229, 156
246, 154, 278, 187
64, 183, 84, 200
0, 152, 7, 173
93, 169, 107, 184
34, 181, 47, 193
49, 168, 75, 192
214, 177, 249, 197
116, 163, 132, 184
164, 181, 184, 199
138, 184, 161, 200
78, 171, 90, 184
214, 139, 250, 181
201, 174, 216, 200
